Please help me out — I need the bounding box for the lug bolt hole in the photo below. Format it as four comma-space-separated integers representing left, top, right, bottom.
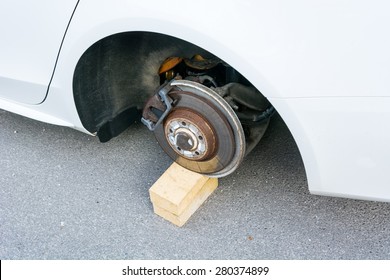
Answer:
177, 147, 181, 151
169, 129, 173, 133
195, 151, 200, 156
181, 121, 187, 126
198, 135, 203, 140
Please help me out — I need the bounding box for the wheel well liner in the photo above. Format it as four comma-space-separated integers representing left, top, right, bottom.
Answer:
72, 31, 214, 137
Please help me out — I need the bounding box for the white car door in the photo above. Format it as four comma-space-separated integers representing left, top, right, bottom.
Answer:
0, 0, 79, 105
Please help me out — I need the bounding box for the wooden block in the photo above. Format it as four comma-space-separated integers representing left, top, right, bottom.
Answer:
150, 162, 215, 215
149, 162, 218, 226
151, 176, 218, 227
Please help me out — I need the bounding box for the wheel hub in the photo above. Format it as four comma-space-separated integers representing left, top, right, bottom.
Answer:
164, 109, 216, 161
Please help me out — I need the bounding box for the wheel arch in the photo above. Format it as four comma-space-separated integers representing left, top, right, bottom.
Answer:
71, 28, 279, 132
62, 12, 311, 186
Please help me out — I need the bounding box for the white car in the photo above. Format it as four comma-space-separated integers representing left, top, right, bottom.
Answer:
1, 0, 389, 202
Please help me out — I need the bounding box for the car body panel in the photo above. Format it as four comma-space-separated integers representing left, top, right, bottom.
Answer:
270, 96, 390, 202
0, 0, 389, 201
0, 0, 78, 104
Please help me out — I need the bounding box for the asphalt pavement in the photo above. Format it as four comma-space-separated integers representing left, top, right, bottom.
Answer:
1, 109, 390, 259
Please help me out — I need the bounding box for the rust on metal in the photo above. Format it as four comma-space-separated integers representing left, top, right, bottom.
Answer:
164, 108, 217, 161
142, 94, 167, 123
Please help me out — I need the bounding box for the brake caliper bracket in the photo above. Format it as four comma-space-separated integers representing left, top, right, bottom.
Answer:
141, 82, 174, 131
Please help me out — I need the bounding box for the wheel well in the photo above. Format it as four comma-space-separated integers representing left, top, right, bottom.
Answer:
72, 30, 307, 183
73, 31, 215, 138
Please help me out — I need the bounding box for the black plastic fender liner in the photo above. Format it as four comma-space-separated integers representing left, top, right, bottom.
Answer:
97, 107, 140, 143
73, 32, 213, 138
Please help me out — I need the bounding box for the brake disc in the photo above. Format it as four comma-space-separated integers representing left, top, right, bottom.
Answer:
151, 80, 245, 177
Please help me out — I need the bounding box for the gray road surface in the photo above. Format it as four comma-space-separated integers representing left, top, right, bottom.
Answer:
1, 109, 390, 259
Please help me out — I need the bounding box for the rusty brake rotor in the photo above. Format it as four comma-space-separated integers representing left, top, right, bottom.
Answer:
143, 80, 245, 177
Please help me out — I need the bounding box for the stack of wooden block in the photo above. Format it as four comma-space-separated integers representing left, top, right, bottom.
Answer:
149, 162, 218, 227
